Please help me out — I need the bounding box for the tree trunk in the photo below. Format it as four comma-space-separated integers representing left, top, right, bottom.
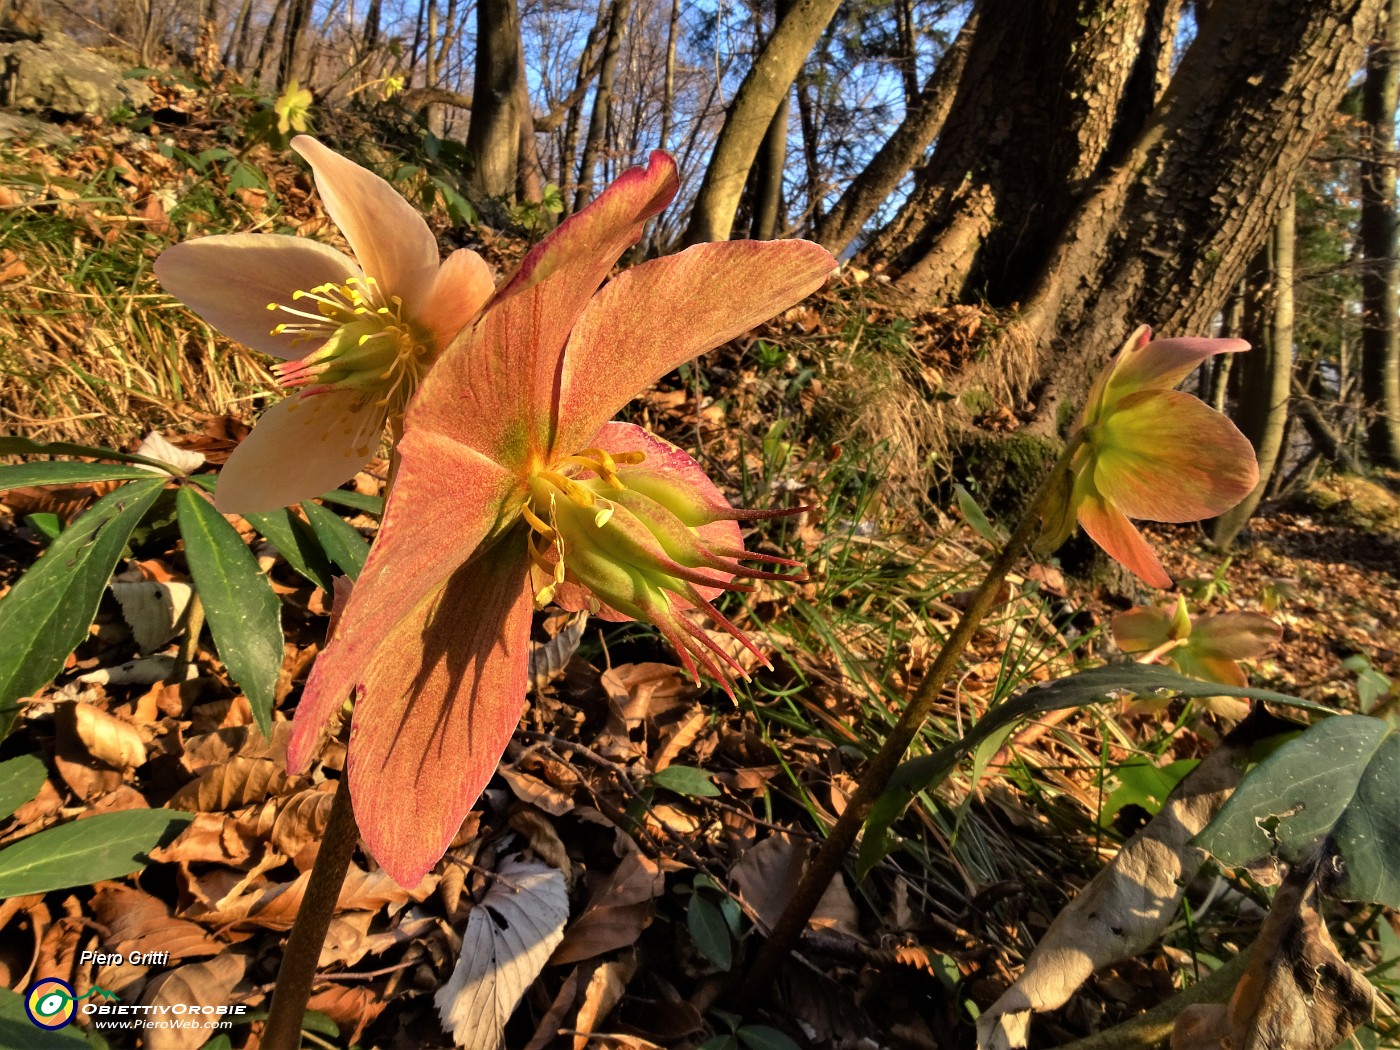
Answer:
252, 0, 286, 84
465, 0, 524, 200
865, 0, 1180, 303
1213, 191, 1297, 549
683, 0, 842, 244
276, 0, 311, 90
574, 0, 630, 211
749, 0, 794, 241
1019, 0, 1381, 437
363, 0, 381, 51
224, 0, 254, 69
1361, 0, 1400, 465
814, 9, 976, 257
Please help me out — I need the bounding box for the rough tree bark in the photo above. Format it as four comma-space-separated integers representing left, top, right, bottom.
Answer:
465, 0, 525, 201
683, 0, 842, 244
573, 0, 630, 211
275, 0, 311, 90
1361, 0, 1400, 466
862, 0, 1182, 303
749, 0, 794, 240
1213, 191, 1297, 550
1019, 0, 1382, 435
813, 10, 977, 258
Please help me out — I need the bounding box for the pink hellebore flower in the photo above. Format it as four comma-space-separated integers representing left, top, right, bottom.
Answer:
1112, 597, 1283, 689
154, 136, 492, 513
287, 152, 837, 885
1039, 326, 1259, 588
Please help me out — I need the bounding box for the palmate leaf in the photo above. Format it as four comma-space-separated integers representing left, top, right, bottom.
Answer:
1194, 714, 1400, 908
177, 486, 282, 736
0, 479, 167, 739
857, 663, 1331, 880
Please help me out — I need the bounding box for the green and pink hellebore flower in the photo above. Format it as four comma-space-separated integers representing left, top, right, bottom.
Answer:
1113, 597, 1283, 689
1038, 326, 1259, 588
260, 151, 836, 884
154, 136, 494, 513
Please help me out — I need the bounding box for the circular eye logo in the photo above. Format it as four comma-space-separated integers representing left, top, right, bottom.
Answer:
25, 977, 77, 1030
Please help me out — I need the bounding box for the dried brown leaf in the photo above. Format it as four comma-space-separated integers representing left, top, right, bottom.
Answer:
140, 953, 249, 1050
552, 849, 664, 966
572, 953, 638, 1050
169, 756, 294, 812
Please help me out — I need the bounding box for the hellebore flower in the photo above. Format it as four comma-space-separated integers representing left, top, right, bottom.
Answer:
1038, 326, 1258, 588
286, 152, 837, 885
154, 136, 492, 513
1113, 597, 1282, 719
1113, 597, 1283, 687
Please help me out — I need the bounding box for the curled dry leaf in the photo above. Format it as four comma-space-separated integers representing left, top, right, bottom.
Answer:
307, 982, 387, 1046
239, 783, 335, 863
435, 856, 569, 1050
975, 723, 1256, 1050
139, 952, 249, 1050
71, 702, 146, 769
89, 884, 223, 966
572, 952, 639, 1050
169, 756, 295, 812
181, 720, 296, 773
551, 847, 665, 966
110, 579, 194, 652
731, 833, 863, 941
148, 812, 260, 868
1172, 868, 1374, 1050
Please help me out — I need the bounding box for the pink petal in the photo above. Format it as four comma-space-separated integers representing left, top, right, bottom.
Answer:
413, 152, 679, 466
348, 540, 534, 885
287, 434, 522, 773
1076, 492, 1173, 588
291, 136, 440, 314
154, 234, 359, 359
214, 389, 381, 513
551, 239, 836, 457
416, 248, 494, 353
1189, 612, 1283, 660
1105, 335, 1250, 406
1094, 390, 1259, 522
1111, 606, 1175, 654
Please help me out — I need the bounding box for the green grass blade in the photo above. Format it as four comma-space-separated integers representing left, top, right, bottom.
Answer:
176, 486, 282, 736
0, 809, 193, 897
0, 478, 166, 738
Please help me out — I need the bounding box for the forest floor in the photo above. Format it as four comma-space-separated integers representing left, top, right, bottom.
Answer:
1, 79, 1399, 1050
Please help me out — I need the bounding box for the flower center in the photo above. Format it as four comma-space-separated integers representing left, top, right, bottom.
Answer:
267, 276, 432, 418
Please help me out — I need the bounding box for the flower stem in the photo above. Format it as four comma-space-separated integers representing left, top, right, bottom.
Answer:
262, 777, 358, 1049
263, 447, 400, 1049
733, 432, 1086, 1007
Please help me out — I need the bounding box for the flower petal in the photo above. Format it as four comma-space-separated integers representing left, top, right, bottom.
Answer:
214, 389, 381, 513
1173, 650, 1248, 688
1188, 612, 1282, 660
287, 437, 522, 773
1095, 389, 1259, 522
291, 136, 440, 313
347, 540, 534, 885
551, 239, 836, 457
154, 234, 359, 358
417, 152, 679, 466
416, 248, 494, 353
1106, 335, 1249, 406
1076, 491, 1173, 588
1111, 606, 1175, 654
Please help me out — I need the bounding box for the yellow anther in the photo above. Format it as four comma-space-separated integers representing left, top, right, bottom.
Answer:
539, 470, 596, 507
521, 503, 555, 538
593, 500, 615, 528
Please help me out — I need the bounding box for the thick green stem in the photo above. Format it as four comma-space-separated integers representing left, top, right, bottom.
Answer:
734, 433, 1085, 1007
263, 448, 399, 1048
261, 777, 359, 1049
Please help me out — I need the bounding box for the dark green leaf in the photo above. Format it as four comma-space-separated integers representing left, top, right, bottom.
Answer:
0, 479, 166, 738
0, 755, 47, 821
177, 487, 282, 736
244, 508, 337, 593
0, 437, 174, 473
1195, 714, 1400, 907
653, 764, 721, 798
0, 463, 158, 489
316, 488, 384, 516
0, 809, 193, 897
737, 1025, 803, 1050
0, 987, 91, 1047
857, 663, 1328, 880
24, 513, 62, 544
300, 500, 369, 579
687, 894, 733, 970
